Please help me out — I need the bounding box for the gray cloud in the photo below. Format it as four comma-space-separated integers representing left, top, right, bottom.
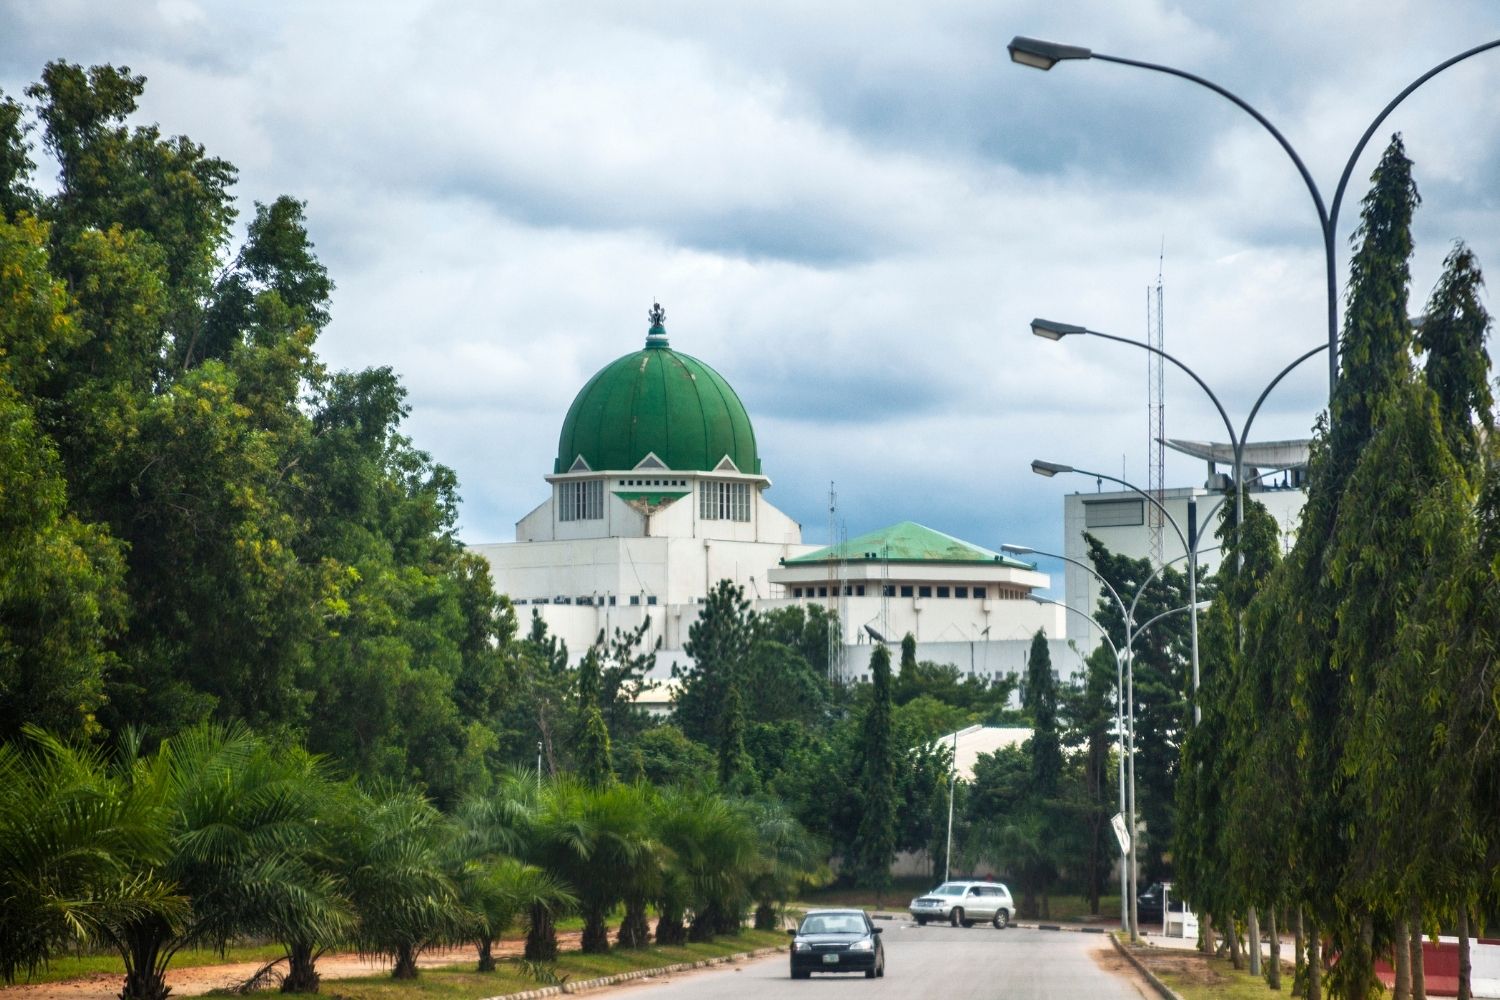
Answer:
2, 0, 1498, 560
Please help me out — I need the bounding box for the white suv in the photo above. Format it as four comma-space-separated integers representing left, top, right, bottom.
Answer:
908, 880, 1014, 928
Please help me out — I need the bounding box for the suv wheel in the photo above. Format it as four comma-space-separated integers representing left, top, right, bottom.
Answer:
949, 907, 963, 927
915, 916, 927, 926
993, 909, 1010, 929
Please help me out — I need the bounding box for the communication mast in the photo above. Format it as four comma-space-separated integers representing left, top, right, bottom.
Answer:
1146, 253, 1166, 565
826, 483, 845, 682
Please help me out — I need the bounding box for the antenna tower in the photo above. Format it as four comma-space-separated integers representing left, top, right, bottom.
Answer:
1146, 253, 1166, 565
826, 484, 844, 682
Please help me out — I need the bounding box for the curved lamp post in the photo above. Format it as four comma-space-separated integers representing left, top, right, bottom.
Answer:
1031, 318, 1327, 538
1012, 541, 1215, 941
1031, 458, 1205, 734
1008, 36, 1500, 395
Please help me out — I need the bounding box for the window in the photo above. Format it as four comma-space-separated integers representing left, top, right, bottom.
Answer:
856, 585, 866, 596
818, 586, 828, 597
882, 585, 895, 597
559, 479, 603, 521
793, 587, 803, 598
629, 595, 640, 606
900, 585, 914, 597
973, 587, 987, 599
937, 586, 950, 598
918, 585, 932, 598
956, 586, 968, 598
1085, 498, 1144, 528
700, 480, 751, 521
647, 595, 657, 606
608, 596, 616, 606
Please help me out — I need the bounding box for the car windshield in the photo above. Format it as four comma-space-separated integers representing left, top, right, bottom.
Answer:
931, 883, 967, 896
801, 914, 866, 935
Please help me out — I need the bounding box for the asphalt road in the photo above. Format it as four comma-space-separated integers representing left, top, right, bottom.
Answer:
596, 921, 1149, 1000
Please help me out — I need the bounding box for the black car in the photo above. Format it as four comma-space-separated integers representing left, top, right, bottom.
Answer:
788, 909, 885, 979
1136, 882, 1187, 923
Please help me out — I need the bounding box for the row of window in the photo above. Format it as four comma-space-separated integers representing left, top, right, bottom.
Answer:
700, 480, 751, 522
559, 479, 751, 522
516, 594, 658, 606
791, 584, 992, 599
558, 479, 604, 521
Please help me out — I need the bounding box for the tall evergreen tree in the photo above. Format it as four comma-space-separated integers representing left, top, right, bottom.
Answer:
852, 644, 897, 897
1416, 241, 1492, 469
674, 579, 755, 748
578, 707, 613, 789
1023, 630, 1061, 798
1281, 134, 1421, 1000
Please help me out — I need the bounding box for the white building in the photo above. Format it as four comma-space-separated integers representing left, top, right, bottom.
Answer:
472, 305, 1081, 684
1059, 438, 1309, 647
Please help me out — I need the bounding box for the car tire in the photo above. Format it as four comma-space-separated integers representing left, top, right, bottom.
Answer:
961, 918, 975, 928
950, 907, 963, 927
791, 969, 810, 980
877, 958, 885, 978
915, 917, 927, 926
993, 909, 1009, 929
865, 967, 876, 979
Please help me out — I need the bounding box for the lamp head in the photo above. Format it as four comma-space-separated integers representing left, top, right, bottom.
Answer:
1008, 36, 1093, 70
1031, 459, 1073, 478
1031, 317, 1087, 340
1000, 543, 1035, 555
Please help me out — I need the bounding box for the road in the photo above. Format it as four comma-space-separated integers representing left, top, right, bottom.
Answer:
596, 921, 1150, 1000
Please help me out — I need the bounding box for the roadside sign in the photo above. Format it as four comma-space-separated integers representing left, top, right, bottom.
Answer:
1111, 812, 1130, 855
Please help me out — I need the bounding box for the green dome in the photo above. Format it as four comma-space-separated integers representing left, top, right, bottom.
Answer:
554, 307, 761, 476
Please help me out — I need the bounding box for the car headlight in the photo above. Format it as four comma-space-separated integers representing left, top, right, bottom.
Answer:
794, 939, 811, 952
848, 938, 874, 952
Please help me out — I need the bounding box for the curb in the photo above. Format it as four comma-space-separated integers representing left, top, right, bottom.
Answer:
1012, 921, 1116, 934
475, 945, 784, 1000
1109, 932, 1185, 1000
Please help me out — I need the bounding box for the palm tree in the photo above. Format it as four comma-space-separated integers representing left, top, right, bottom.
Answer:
744, 799, 820, 931
526, 779, 654, 954
88, 725, 338, 1000
0, 729, 180, 984
446, 790, 572, 971
651, 789, 756, 943
335, 785, 465, 979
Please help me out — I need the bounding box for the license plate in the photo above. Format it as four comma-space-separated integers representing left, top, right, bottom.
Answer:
822, 954, 839, 964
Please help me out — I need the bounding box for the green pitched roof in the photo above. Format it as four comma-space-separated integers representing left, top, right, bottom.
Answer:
555, 315, 760, 475
786, 522, 1033, 568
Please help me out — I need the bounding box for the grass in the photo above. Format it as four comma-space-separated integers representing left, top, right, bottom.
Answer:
291, 931, 789, 1000
17, 944, 288, 985
1123, 940, 1288, 1000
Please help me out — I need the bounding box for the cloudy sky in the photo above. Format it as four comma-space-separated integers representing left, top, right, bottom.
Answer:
3, 1, 1499, 574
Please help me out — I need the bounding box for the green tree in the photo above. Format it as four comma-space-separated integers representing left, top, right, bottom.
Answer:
578, 707, 614, 789
1023, 630, 1061, 797
673, 579, 755, 747
851, 644, 898, 897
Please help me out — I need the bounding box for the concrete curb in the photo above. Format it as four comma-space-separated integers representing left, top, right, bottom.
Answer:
475, 946, 785, 1000
1109, 932, 1186, 1000
1012, 921, 1114, 934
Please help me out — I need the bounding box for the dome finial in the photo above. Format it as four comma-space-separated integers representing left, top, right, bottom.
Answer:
646, 301, 669, 347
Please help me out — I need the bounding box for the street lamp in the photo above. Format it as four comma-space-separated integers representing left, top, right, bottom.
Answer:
1031, 459, 1204, 730
1009, 35, 1500, 395
1027, 593, 1128, 933
1030, 318, 1327, 537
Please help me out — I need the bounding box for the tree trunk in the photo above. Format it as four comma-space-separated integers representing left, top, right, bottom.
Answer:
525, 902, 558, 962
391, 944, 418, 980
1410, 901, 1425, 1000
1249, 907, 1263, 976
618, 896, 651, 948
1394, 917, 1411, 1000
581, 905, 612, 953
475, 937, 496, 973
1342, 914, 1375, 1000
689, 903, 718, 942
753, 902, 777, 932
1267, 905, 1282, 991
655, 901, 687, 946
1294, 909, 1307, 998
1201, 912, 1216, 956
1458, 905, 1471, 1000
283, 941, 321, 993
1308, 926, 1322, 1000
118, 921, 172, 1000
1229, 916, 1244, 970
